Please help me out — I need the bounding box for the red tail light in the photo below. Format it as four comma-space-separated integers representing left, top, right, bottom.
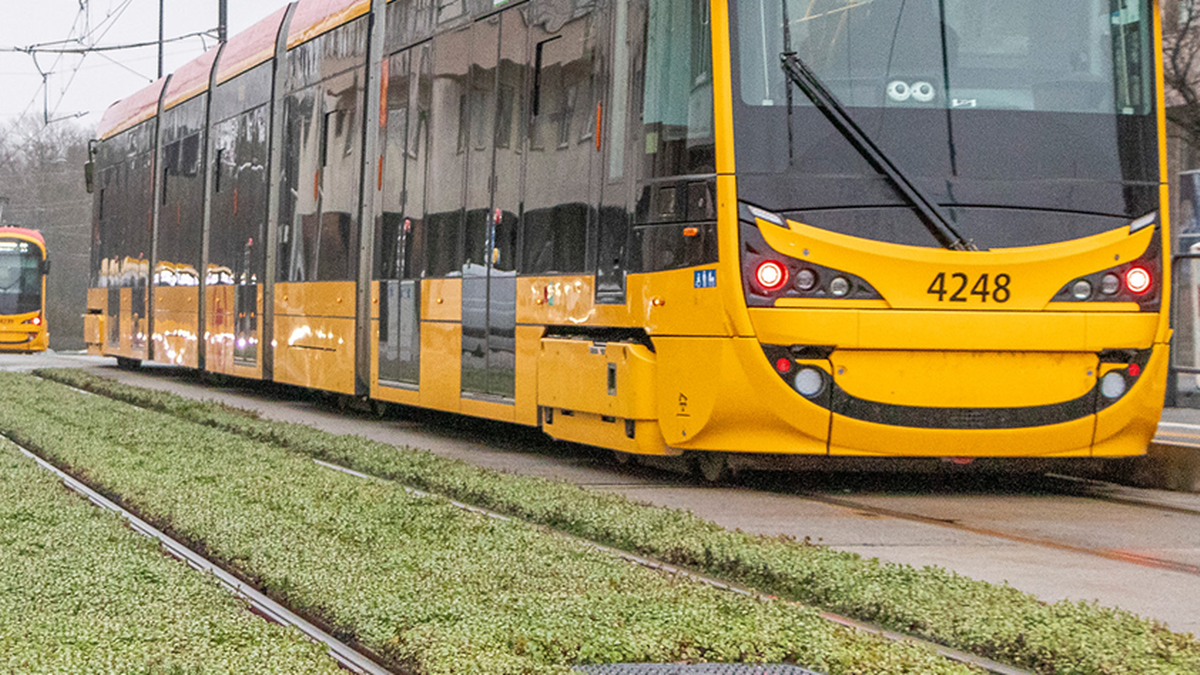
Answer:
22, 316, 42, 326
1124, 267, 1152, 295
755, 261, 788, 292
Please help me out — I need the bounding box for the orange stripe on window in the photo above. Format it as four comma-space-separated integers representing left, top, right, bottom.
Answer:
595, 103, 602, 151
380, 59, 390, 127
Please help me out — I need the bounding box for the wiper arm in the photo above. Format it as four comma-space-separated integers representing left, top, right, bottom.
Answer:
778, 52, 977, 252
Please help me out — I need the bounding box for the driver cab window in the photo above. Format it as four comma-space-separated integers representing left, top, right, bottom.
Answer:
640, 0, 714, 178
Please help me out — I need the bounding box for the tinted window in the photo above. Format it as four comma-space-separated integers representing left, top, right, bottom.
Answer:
0, 239, 42, 315
639, 0, 714, 178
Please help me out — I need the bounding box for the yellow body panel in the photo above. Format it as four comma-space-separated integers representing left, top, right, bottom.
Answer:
654, 337, 829, 454
751, 309, 1159, 352
1093, 347, 1169, 457
832, 351, 1096, 409
85, 288, 106, 355
110, 287, 150, 360
151, 287, 199, 368
513, 325, 541, 426
461, 397, 516, 423
277, 281, 355, 318
273, 281, 356, 393
0, 311, 48, 352
543, 410, 674, 456
758, 217, 1156, 312
419, 321, 461, 413
423, 279, 461, 322
204, 285, 265, 380
628, 267, 733, 336
536, 339, 658, 420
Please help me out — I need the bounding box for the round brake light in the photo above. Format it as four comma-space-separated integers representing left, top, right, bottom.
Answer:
755, 261, 788, 292
1124, 267, 1152, 295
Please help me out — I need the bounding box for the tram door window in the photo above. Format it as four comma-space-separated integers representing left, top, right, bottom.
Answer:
425, 27, 470, 277
127, 132, 154, 353
461, 9, 529, 401
377, 44, 432, 387
211, 101, 270, 366
317, 72, 365, 282
597, 0, 634, 302
158, 97, 206, 296
521, 11, 599, 276
280, 87, 321, 282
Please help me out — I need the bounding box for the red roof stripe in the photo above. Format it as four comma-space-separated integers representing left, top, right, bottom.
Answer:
97, 77, 167, 140
215, 5, 292, 85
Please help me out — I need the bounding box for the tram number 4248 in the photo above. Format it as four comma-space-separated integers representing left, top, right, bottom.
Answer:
927, 272, 1011, 303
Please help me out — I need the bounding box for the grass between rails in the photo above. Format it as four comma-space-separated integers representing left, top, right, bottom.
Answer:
32, 369, 1200, 675
0, 436, 345, 675
0, 372, 978, 675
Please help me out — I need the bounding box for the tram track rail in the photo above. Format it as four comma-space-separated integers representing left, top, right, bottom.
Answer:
7, 436, 397, 675
782, 486, 1200, 578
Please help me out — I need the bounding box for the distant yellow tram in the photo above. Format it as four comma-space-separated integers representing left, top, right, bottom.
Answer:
87, 0, 1171, 473
0, 227, 49, 353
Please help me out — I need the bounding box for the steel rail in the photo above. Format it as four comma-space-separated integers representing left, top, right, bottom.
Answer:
9, 439, 397, 675
1043, 472, 1200, 518
789, 489, 1200, 578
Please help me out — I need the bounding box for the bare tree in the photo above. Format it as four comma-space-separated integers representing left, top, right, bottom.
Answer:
0, 117, 94, 351
1166, 0, 1200, 156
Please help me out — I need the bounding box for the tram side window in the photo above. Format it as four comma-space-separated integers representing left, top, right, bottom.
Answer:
158, 119, 204, 287
211, 105, 269, 289
280, 87, 321, 282
639, 0, 714, 179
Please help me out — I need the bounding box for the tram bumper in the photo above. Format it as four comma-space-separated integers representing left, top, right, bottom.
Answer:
706, 308, 1169, 458
0, 327, 46, 353
823, 347, 1163, 458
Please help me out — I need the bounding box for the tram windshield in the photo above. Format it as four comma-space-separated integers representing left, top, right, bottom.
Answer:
732, 0, 1160, 249
0, 239, 43, 315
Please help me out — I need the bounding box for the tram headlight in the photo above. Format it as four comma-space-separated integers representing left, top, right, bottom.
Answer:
794, 368, 826, 397
21, 316, 42, 326
1100, 371, 1127, 399
829, 277, 851, 297
795, 268, 818, 292
1101, 273, 1121, 295
1071, 280, 1093, 300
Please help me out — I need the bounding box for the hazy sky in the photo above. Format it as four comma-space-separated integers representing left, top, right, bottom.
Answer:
0, 0, 294, 131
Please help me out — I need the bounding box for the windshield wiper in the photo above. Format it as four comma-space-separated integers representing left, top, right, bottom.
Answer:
778, 4, 976, 251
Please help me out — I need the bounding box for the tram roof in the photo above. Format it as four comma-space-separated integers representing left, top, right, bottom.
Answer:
215, 5, 293, 85
96, 77, 167, 141
163, 47, 220, 111
0, 227, 47, 249
287, 0, 370, 50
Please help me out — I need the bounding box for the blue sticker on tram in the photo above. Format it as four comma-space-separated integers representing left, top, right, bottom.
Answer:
694, 269, 717, 289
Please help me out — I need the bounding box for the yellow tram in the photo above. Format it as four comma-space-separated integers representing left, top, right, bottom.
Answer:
86, 0, 1171, 472
0, 227, 49, 353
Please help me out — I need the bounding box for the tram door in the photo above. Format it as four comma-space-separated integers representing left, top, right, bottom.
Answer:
462, 9, 528, 400
378, 45, 431, 387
